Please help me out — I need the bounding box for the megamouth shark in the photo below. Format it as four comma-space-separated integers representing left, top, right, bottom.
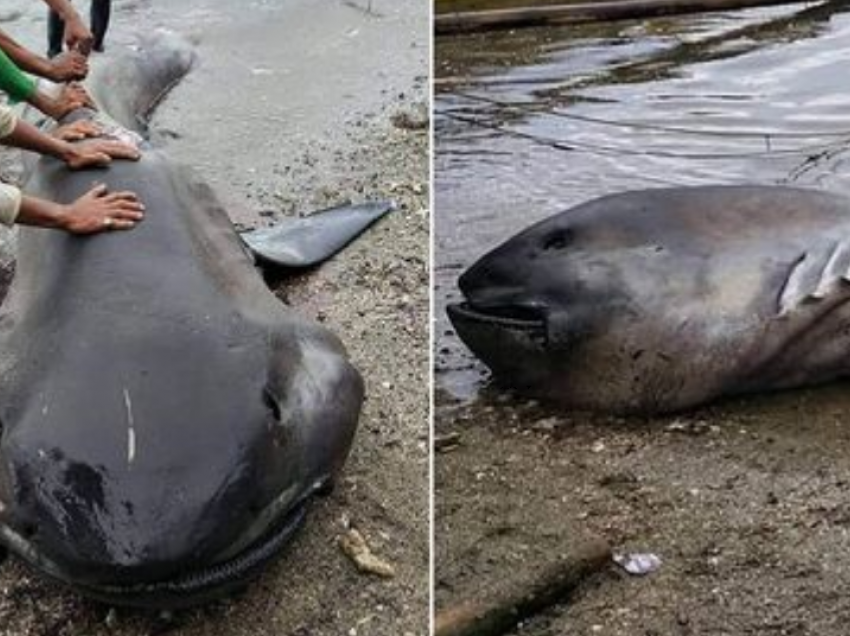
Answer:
449, 185, 850, 414
0, 35, 383, 607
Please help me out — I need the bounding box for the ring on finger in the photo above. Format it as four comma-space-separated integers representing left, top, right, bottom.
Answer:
102, 217, 113, 229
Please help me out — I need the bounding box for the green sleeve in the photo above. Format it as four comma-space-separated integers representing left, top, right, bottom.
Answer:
0, 48, 36, 104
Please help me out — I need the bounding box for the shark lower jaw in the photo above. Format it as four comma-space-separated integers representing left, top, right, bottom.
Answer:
447, 301, 546, 333
447, 301, 551, 383
0, 498, 310, 610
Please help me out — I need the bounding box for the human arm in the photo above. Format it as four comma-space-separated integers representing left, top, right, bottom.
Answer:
16, 184, 144, 233
0, 182, 144, 233
41, 0, 93, 52
0, 28, 87, 81
0, 110, 143, 232
0, 105, 139, 168
0, 46, 37, 103
0, 47, 91, 120
29, 83, 95, 120
0, 102, 143, 233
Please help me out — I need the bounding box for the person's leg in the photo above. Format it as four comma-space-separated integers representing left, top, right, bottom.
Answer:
47, 9, 64, 58
90, 0, 110, 52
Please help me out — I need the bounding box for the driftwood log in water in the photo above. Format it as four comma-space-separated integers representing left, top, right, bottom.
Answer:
435, 0, 822, 34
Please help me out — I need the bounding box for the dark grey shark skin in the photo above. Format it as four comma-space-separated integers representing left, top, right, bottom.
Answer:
0, 37, 363, 607
449, 185, 850, 415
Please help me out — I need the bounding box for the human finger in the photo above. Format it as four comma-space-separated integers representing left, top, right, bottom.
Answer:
103, 218, 137, 231
94, 141, 141, 160
86, 183, 109, 198
104, 191, 141, 204
109, 207, 145, 221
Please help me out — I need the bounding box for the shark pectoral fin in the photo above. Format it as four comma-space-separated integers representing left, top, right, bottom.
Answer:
240, 200, 396, 269
778, 242, 850, 317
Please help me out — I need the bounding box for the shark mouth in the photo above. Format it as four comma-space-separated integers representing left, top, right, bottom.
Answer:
0, 497, 311, 609
447, 302, 546, 334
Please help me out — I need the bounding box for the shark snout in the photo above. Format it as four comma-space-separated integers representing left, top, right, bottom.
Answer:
450, 230, 581, 389
0, 404, 316, 592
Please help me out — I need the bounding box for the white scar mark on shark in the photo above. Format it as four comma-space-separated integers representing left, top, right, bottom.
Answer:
123, 388, 136, 466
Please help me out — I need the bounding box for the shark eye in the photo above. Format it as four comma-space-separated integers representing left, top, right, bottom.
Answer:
542, 229, 572, 251
21, 522, 38, 540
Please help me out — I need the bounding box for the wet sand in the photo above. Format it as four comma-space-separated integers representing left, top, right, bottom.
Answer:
437, 387, 850, 635
0, 0, 429, 634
